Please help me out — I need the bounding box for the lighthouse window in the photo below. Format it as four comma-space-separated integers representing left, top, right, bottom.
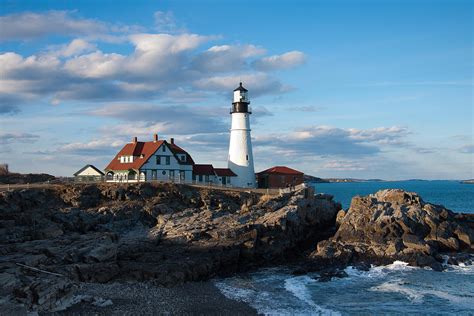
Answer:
246, 155, 249, 161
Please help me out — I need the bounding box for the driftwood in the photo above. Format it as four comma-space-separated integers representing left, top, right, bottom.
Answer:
16, 263, 64, 277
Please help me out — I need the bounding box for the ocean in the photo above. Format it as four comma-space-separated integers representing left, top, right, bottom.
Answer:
313, 180, 474, 213
215, 180, 474, 315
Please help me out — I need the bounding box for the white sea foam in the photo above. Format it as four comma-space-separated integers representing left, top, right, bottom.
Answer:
371, 279, 474, 308
215, 272, 341, 316
446, 263, 474, 275
283, 276, 340, 315
371, 279, 424, 303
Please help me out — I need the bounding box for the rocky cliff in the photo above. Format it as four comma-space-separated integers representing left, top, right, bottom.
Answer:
312, 189, 474, 271
0, 183, 340, 312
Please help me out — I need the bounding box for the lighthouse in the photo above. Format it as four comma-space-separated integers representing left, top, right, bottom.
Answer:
228, 82, 256, 188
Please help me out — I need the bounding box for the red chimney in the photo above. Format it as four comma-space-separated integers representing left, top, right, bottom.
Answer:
170, 137, 174, 144
153, 133, 158, 142
133, 136, 137, 143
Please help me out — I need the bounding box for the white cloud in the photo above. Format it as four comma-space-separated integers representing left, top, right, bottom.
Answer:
348, 126, 410, 145
253, 125, 411, 157
0, 12, 303, 111
253, 51, 306, 71
194, 73, 289, 96
58, 138, 123, 154
89, 103, 228, 135
191, 44, 266, 72
59, 39, 96, 57
322, 160, 366, 171
64, 51, 125, 78
0, 132, 39, 144
0, 11, 107, 41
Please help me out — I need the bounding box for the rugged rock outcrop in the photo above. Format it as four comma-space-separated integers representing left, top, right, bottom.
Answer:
311, 189, 474, 271
0, 183, 340, 312
0, 172, 56, 184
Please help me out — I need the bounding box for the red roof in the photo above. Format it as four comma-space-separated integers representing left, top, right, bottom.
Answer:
105, 139, 195, 171
170, 143, 194, 165
105, 140, 164, 171
193, 164, 215, 175
257, 166, 304, 175
214, 168, 237, 177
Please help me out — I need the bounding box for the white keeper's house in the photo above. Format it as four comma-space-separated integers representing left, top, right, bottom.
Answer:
105, 135, 195, 183
104, 134, 238, 186
103, 83, 256, 188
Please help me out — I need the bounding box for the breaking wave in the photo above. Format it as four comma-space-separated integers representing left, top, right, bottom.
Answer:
215, 260, 474, 315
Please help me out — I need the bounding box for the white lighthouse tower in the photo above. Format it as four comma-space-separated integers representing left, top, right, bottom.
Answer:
228, 82, 256, 188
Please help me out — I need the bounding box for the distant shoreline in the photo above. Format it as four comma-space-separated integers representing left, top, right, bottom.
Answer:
306, 178, 472, 184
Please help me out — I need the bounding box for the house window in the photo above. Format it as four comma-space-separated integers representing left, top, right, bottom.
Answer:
199, 175, 203, 182
156, 156, 170, 165
152, 170, 157, 180
169, 170, 175, 179
181, 155, 186, 162
180, 171, 185, 180
205, 175, 209, 182
192, 174, 196, 181
162, 170, 166, 175
163, 145, 166, 152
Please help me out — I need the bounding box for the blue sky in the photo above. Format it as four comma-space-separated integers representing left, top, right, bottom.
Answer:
0, 0, 472, 179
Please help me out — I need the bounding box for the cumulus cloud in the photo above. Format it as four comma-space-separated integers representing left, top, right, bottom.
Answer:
89, 103, 228, 135
0, 11, 303, 111
348, 126, 410, 145
0, 132, 39, 144
58, 39, 97, 57
0, 11, 107, 41
194, 73, 290, 96
57, 138, 123, 155
253, 51, 306, 71
191, 45, 265, 72
322, 160, 366, 171
253, 125, 410, 157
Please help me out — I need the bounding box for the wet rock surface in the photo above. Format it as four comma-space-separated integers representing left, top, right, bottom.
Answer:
0, 183, 339, 312
311, 189, 474, 271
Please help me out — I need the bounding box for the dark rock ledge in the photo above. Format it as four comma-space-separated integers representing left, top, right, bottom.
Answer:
0, 183, 339, 312
0, 184, 472, 313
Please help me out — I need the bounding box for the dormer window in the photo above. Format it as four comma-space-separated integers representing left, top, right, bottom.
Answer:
181, 155, 186, 162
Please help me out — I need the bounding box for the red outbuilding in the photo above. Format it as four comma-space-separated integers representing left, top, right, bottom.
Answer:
256, 166, 304, 189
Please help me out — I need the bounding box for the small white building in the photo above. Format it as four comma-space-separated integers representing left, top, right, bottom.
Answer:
104, 134, 194, 183
192, 164, 237, 186
74, 164, 105, 182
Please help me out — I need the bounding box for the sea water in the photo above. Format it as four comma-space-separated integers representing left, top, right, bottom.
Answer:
312, 180, 474, 213
215, 262, 474, 315
215, 181, 474, 314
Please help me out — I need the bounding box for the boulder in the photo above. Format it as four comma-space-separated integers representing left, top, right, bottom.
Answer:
311, 189, 474, 270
